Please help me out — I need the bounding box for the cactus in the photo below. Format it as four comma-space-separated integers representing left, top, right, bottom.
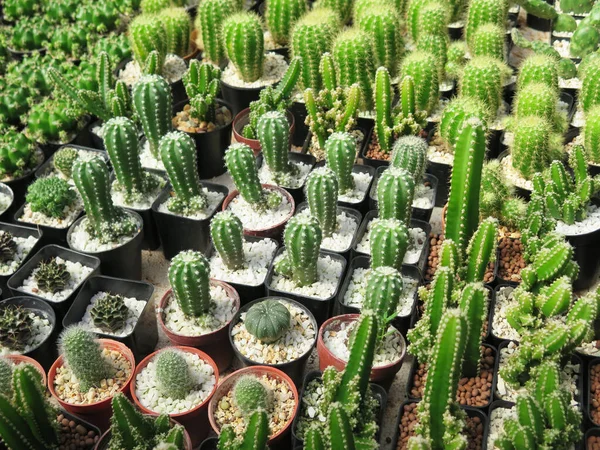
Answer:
390, 136, 427, 183
53, 148, 79, 179
234, 376, 272, 415
580, 58, 600, 113
585, 105, 600, 163
306, 167, 339, 237
515, 0, 558, 19
128, 14, 167, 70
405, 0, 433, 42
49, 23, 88, 60
0, 305, 33, 351
479, 160, 525, 228
132, 75, 173, 159
376, 167, 415, 223
34, 259, 70, 294
266, 0, 307, 46
460, 57, 503, 119
0, 232, 17, 264
25, 97, 82, 145
0, 359, 11, 397
439, 96, 488, 151
0, 130, 37, 179
561, 0, 594, 13
319, 0, 353, 23
182, 60, 222, 124
196, 0, 236, 66
554, 13, 578, 33
399, 51, 440, 115
416, 1, 449, 38
570, 25, 600, 58
2, 0, 39, 20
158, 8, 191, 57
217, 410, 269, 450
369, 218, 410, 272
25, 177, 76, 220
59, 326, 113, 392
324, 132, 356, 193
416, 34, 448, 83
357, 7, 403, 78
141, 0, 182, 13
90, 294, 129, 333
470, 23, 506, 61
244, 300, 291, 343
257, 111, 297, 185
465, 0, 508, 47
518, 54, 559, 92
464, 217, 498, 283
513, 82, 566, 133
76, 0, 121, 34
210, 211, 245, 271
459, 283, 487, 377
156, 350, 194, 400
9, 16, 51, 51
445, 41, 469, 81
223, 12, 265, 83
168, 250, 212, 317
363, 266, 403, 334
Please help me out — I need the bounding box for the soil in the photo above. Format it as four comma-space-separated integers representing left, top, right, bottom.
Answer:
590, 363, 600, 425
57, 413, 99, 449
173, 104, 232, 133
589, 435, 600, 450
496, 227, 525, 283
364, 130, 430, 162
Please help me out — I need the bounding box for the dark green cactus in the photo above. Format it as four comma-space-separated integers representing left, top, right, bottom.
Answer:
306, 167, 339, 237
0, 305, 33, 352
376, 167, 415, 223
369, 218, 409, 272
128, 14, 167, 70
49, 24, 88, 60
464, 217, 498, 283
223, 12, 265, 83
168, 250, 212, 317
390, 136, 427, 183
244, 300, 291, 343
76, 0, 121, 34
439, 96, 488, 151
9, 16, 51, 52
217, 409, 269, 450
324, 132, 356, 193
257, 111, 297, 185
183, 60, 222, 124
459, 283, 487, 377
91, 294, 130, 333
363, 266, 403, 341
210, 211, 245, 271
585, 105, 600, 163
0, 129, 37, 179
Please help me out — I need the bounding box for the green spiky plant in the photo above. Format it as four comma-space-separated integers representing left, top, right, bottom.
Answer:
0, 129, 38, 179
369, 218, 410, 272
217, 409, 269, 450
128, 14, 168, 72
26, 98, 82, 145
585, 105, 600, 164
141, 0, 184, 13
90, 294, 130, 332
155, 350, 195, 400
438, 96, 488, 152
363, 265, 404, 342
75, 0, 122, 34
195, 0, 237, 66
324, 131, 357, 194
0, 359, 12, 397
304, 403, 359, 450
182, 60, 222, 125
266, 0, 307, 46
2, 0, 39, 20
9, 16, 51, 52
318, 0, 354, 23
0, 305, 33, 352
305, 167, 339, 237
34, 259, 70, 293
233, 376, 273, 416
445, 41, 469, 81
390, 136, 427, 184
469, 23, 506, 61
464, 0, 508, 47
210, 211, 246, 271
376, 167, 415, 223
49, 23, 88, 60
53, 147, 79, 179
244, 300, 291, 343
459, 56, 504, 120
580, 58, 600, 114
89, 34, 131, 69
399, 51, 440, 116
513, 81, 566, 133
517, 53, 559, 92
158, 8, 191, 57
479, 160, 526, 228
223, 12, 265, 83
25, 177, 77, 220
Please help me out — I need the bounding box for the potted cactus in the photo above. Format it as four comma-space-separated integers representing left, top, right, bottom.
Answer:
0, 222, 43, 295
48, 326, 136, 431
151, 131, 229, 259
35, 145, 110, 184
157, 250, 240, 371
7, 16, 51, 58
222, 143, 295, 240
131, 347, 219, 447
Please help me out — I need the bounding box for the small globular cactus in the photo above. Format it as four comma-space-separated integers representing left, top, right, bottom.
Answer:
10, 16, 51, 51
399, 51, 440, 116
233, 375, 272, 415
470, 23, 506, 61
156, 350, 194, 400
369, 218, 409, 272
459, 56, 504, 120
195, 0, 237, 66
25, 176, 77, 220
210, 211, 246, 271
324, 132, 356, 194
517, 53, 559, 92
168, 250, 212, 318
128, 14, 167, 71
53, 147, 79, 179
257, 111, 297, 185
158, 7, 191, 57
91, 294, 129, 333
306, 167, 339, 237
265, 0, 307, 46
34, 259, 70, 294
585, 105, 600, 164
377, 167, 415, 223
244, 299, 291, 343
0, 305, 33, 351
223, 12, 265, 83
390, 136, 427, 184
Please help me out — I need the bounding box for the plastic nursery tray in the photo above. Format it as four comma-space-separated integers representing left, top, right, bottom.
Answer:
337, 255, 421, 336
62, 275, 156, 362
7, 244, 101, 321
488, 284, 518, 347
256, 152, 316, 206
35, 145, 110, 180
14, 202, 83, 248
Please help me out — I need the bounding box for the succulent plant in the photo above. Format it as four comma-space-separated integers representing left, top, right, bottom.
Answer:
324, 132, 356, 194
129, 14, 168, 71
517, 53, 559, 92
465, 0, 508, 47
223, 12, 265, 83
585, 105, 600, 164
2, 0, 39, 21
306, 167, 339, 237
158, 7, 192, 57
390, 136, 427, 183
217, 409, 269, 450
233, 375, 272, 415
0, 305, 33, 351
399, 51, 440, 116
210, 211, 245, 271
34, 259, 71, 294
91, 294, 130, 333
571, 25, 600, 58
45, 0, 80, 21
369, 218, 410, 272
266, 0, 307, 46
195, 0, 237, 66
0, 129, 37, 179
319, 0, 354, 23
244, 300, 291, 343
10, 16, 51, 52
580, 58, 600, 114
25, 177, 77, 220
513, 82, 566, 133
90, 33, 132, 69
357, 7, 403, 79
76, 0, 122, 34
479, 160, 526, 228
445, 41, 469, 81
53, 147, 79, 179
0, 82, 32, 124
168, 250, 212, 318
257, 111, 298, 185
49, 23, 89, 60
0, 232, 17, 264
459, 56, 504, 120
141, 0, 183, 13
459, 283, 488, 377
470, 23, 506, 61
155, 350, 194, 400
26, 97, 81, 145
363, 266, 403, 337
0, 358, 12, 397
182, 61, 222, 124
377, 167, 415, 223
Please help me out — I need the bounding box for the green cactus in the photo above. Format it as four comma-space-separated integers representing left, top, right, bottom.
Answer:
585, 105, 600, 163
470, 23, 506, 61
0, 359, 11, 398
141, 0, 182, 13
0, 305, 33, 352
0, 129, 37, 179
570, 25, 600, 59
459, 56, 503, 120
217, 409, 269, 450
257, 111, 297, 185
155, 350, 194, 400
196, 0, 237, 66
244, 300, 291, 343
318, 0, 354, 23
390, 136, 427, 183
399, 51, 440, 115
182, 60, 222, 124
464, 217, 498, 283
369, 218, 409, 272
459, 283, 487, 377
129, 14, 167, 70
465, 0, 508, 47
2, 0, 39, 21
445, 41, 469, 81
580, 58, 600, 113
363, 266, 403, 336
515, 0, 558, 19
416, 34, 449, 83
26, 98, 81, 145
168, 250, 212, 317
376, 167, 415, 223
438, 96, 488, 151
357, 7, 403, 79
210, 211, 246, 271
561, 0, 594, 13
266, 0, 307, 46
76, 0, 121, 34
9, 16, 51, 51
25, 177, 77, 220
405, 0, 434, 42
416, 1, 449, 39
479, 160, 526, 228
554, 13, 578, 32
306, 167, 339, 237
90, 294, 130, 333
513, 82, 566, 133
158, 8, 192, 57
0, 233, 17, 265
223, 12, 265, 83
35, 259, 70, 294
233, 376, 272, 415
49, 23, 88, 60
324, 131, 356, 193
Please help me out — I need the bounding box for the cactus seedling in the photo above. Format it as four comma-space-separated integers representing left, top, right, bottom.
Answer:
306, 167, 339, 237
129, 14, 167, 71
377, 167, 415, 223
517, 53, 559, 92
459, 57, 504, 120
182, 60, 222, 125
53, 147, 79, 179
210, 211, 246, 271
25, 177, 77, 220
233, 375, 272, 415
257, 111, 298, 185
265, 0, 307, 46
91, 294, 130, 333
513, 82, 566, 133
223, 12, 265, 83
168, 250, 212, 318
156, 350, 195, 400
580, 58, 600, 114
324, 132, 356, 194
34, 259, 70, 294
244, 300, 291, 343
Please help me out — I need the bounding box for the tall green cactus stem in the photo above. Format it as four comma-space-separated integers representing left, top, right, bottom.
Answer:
460, 57, 503, 119
369, 218, 409, 272
465, 0, 508, 47
265, 0, 307, 46
358, 7, 403, 78
324, 132, 356, 193
363, 266, 403, 336
0, 359, 11, 397
257, 111, 297, 184
159, 131, 208, 215
405, 0, 432, 42
416, 34, 448, 82
439, 96, 488, 150
438, 239, 460, 273
426, 266, 454, 338
183, 61, 221, 124
217, 410, 270, 450
327, 403, 358, 450
465, 217, 498, 283
470, 23, 506, 61
275, 215, 322, 286
168, 250, 212, 317
517, 54, 559, 92
514, 82, 565, 133
580, 59, 600, 113
132, 75, 173, 159
128, 14, 167, 69
459, 283, 487, 377
445, 117, 486, 261
306, 168, 339, 237
375, 67, 394, 153
376, 167, 415, 223
210, 211, 245, 270
417, 2, 449, 38
584, 105, 600, 163
332, 29, 375, 110
196, 0, 236, 66
319, 0, 353, 23
159, 8, 191, 57
399, 51, 440, 115
390, 136, 427, 183
223, 12, 265, 83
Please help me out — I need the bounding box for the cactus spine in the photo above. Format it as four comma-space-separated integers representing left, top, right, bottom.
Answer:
580, 59, 600, 113
376, 167, 415, 223
306, 167, 339, 237
369, 218, 409, 272
223, 12, 265, 83
324, 132, 356, 193
210, 211, 245, 271
470, 23, 506, 61
465, 0, 508, 47
159, 7, 191, 57
465, 217, 498, 283
517, 54, 559, 92
128, 14, 167, 70
257, 111, 297, 184
585, 105, 600, 163
459, 283, 487, 377
439, 96, 488, 150
363, 266, 403, 324
390, 136, 427, 183
196, 0, 236, 66
265, 0, 307, 46
399, 51, 440, 115
460, 56, 503, 119
168, 250, 212, 317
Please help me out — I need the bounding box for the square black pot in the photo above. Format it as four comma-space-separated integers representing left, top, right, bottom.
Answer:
62, 275, 156, 362
7, 244, 101, 321
35, 145, 110, 180
256, 152, 316, 206
13, 201, 83, 247
4, 148, 45, 217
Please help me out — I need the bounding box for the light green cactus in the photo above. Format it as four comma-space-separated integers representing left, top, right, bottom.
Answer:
168, 250, 212, 317
155, 350, 194, 400
196, 0, 236, 66
399, 51, 440, 115
223, 12, 265, 83
369, 218, 410, 272
470, 23, 506, 61
517, 53, 559, 92
438, 96, 488, 151
357, 7, 403, 78
580, 58, 600, 113
128, 14, 167, 70
465, 0, 508, 47
265, 0, 307, 46
390, 135, 428, 184
257, 111, 298, 185
376, 167, 415, 223
324, 131, 357, 193
306, 167, 339, 237
459, 283, 488, 377
585, 105, 600, 163
233, 376, 272, 416
159, 7, 191, 57
217, 410, 269, 450
459, 56, 504, 120
210, 211, 245, 270
513, 82, 566, 133
318, 0, 354, 23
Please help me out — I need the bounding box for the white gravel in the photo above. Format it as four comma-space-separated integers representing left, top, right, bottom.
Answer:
0, 311, 52, 356
77, 291, 146, 337
111, 175, 166, 210
45, 149, 107, 184
0, 234, 39, 276
572, 108, 585, 128
553, 39, 574, 58
209, 238, 278, 286
555, 204, 600, 235
491, 286, 520, 341
356, 220, 427, 266
18, 196, 83, 229
222, 52, 288, 88
258, 160, 312, 189
69, 215, 141, 253
486, 406, 518, 450
119, 54, 187, 86
500, 154, 533, 191
0, 191, 12, 214
135, 348, 216, 414
428, 145, 454, 165
296, 208, 358, 252
140, 140, 165, 171
270, 254, 343, 299
426, 98, 449, 123
337, 170, 373, 203
157, 188, 225, 220
225, 189, 292, 231
19, 257, 94, 302
560, 76, 582, 90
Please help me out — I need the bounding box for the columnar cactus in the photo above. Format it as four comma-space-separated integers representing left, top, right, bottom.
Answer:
459, 283, 487, 377
445, 41, 469, 80
244, 300, 291, 343
159, 8, 191, 57
306, 167, 339, 237
319, 0, 353, 23
168, 250, 212, 317
324, 132, 356, 193
439, 96, 488, 150
363, 266, 403, 328
465, 0, 508, 47
390, 136, 427, 183
416, 34, 448, 82
460, 57, 503, 119
265, 0, 307, 46
132, 75, 173, 159
128, 14, 167, 70
217, 410, 270, 450
357, 7, 403, 78
416, 1, 449, 38
517, 53, 559, 92
275, 215, 322, 286
585, 105, 600, 163
222, 12, 265, 83
210, 211, 245, 270
470, 23, 506, 61
369, 218, 409, 272
196, 0, 236, 66
399, 51, 440, 115
580, 58, 600, 113
257, 111, 297, 185
376, 167, 415, 223
156, 350, 194, 400
513, 82, 565, 133
465, 217, 498, 283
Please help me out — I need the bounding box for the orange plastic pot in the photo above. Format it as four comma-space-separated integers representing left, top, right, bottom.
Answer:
131, 346, 219, 448
157, 280, 240, 372
221, 185, 295, 241
183, 30, 200, 61
232, 108, 295, 156
47, 339, 136, 432
4, 354, 46, 385
316, 314, 406, 383
207, 366, 299, 446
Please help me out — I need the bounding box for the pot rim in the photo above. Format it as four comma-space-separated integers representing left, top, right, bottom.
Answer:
172, 98, 234, 135
0, 296, 56, 355
3, 353, 47, 385
232, 107, 295, 143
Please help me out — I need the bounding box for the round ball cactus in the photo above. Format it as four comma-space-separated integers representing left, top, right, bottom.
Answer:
155, 349, 194, 400
244, 299, 291, 343
90, 294, 129, 333
53, 147, 79, 179
233, 375, 272, 415
390, 136, 427, 183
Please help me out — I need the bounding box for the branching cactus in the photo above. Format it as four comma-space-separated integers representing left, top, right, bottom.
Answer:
459, 283, 488, 377
513, 82, 565, 133
159, 7, 191, 57
459, 56, 503, 119
517, 53, 559, 92
585, 105, 600, 164
217, 409, 269, 450
439, 96, 488, 150
168, 250, 212, 317
223, 12, 265, 83
465, 0, 508, 47
156, 350, 194, 399
399, 51, 440, 116
257, 111, 297, 184
519, 239, 575, 290
376, 167, 415, 223
210, 211, 245, 270
470, 23, 506, 61
580, 58, 600, 113
183, 60, 221, 124
464, 217, 498, 283
444, 117, 486, 260
324, 131, 356, 193
306, 167, 339, 237
266, 0, 307, 46
369, 218, 410, 272
244, 300, 291, 343
275, 215, 322, 286
357, 7, 403, 78
129, 14, 167, 70
390, 135, 427, 183
196, 0, 236, 66
132, 75, 173, 159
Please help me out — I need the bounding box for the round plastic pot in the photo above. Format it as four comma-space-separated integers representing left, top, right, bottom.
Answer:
0, 296, 56, 370
256, 152, 315, 206
131, 346, 219, 447
229, 297, 317, 385
14, 201, 83, 247
0, 183, 14, 222
173, 99, 234, 179
3, 148, 45, 214
3, 354, 47, 384
232, 108, 295, 156
448, 23, 464, 40
152, 182, 229, 260
67, 211, 144, 281
585, 426, 600, 447
527, 13, 552, 31
565, 223, 600, 291
47, 339, 136, 432
6, 46, 46, 61
207, 365, 299, 446
222, 185, 295, 242
220, 79, 272, 117
62, 275, 156, 362
317, 313, 406, 384
157, 281, 240, 372
0, 222, 43, 299
94, 417, 193, 450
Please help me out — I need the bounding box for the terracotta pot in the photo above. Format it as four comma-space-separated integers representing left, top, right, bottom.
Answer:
47, 339, 136, 432
3, 354, 46, 385
316, 314, 406, 383
183, 30, 201, 61
157, 280, 240, 372
221, 185, 295, 241
94, 417, 193, 450
131, 346, 219, 448
207, 366, 299, 445
232, 108, 296, 156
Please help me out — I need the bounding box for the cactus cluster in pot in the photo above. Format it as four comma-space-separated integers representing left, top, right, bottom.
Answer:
25, 176, 78, 220
0, 304, 34, 352
256, 111, 299, 185
222, 12, 266, 83
0, 129, 39, 180
180, 61, 225, 128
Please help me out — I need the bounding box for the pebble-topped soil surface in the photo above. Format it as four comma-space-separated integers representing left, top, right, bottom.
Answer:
590, 363, 600, 425
57, 413, 99, 449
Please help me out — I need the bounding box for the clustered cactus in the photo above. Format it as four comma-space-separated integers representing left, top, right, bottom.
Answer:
53, 147, 79, 179
182, 61, 222, 125
479, 160, 526, 228
25, 177, 77, 220
244, 299, 291, 343
0, 129, 38, 179
91, 294, 130, 333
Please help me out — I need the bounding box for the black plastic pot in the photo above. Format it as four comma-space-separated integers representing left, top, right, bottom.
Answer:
589, 358, 600, 427
337, 256, 420, 336
352, 210, 432, 276
290, 101, 309, 147
0, 296, 57, 369
229, 297, 317, 385
173, 99, 234, 179
448, 22, 464, 40
527, 12, 553, 31
586, 427, 600, 448
564, 218, 600, 291
3, 148, 45, 216
35, 145, 110, 180
88, 119, 105, 150
265, 247, 347, 326
199, 437, 218, 450
14, 202, 83, 247
6, 46, 46, 61
62, 275, 156, 362
7, 244, 101, 321
0, 183, 14, 222
0, 222, 44, 299
220, 79, 271, 117
488, 284, 518, 347
256, 152, 316, 206
291, 370, 387, 448
151, 182, 229, 260
66, 211, 144, 281
368, 168, 438, 222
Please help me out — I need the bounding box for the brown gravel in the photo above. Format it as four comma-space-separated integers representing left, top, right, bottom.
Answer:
410, 346, 495, 407
396, 402, 484, 450
496, 227, 525, 283
57, 413, 98, 449
364, 130, 429, 162
590, 363, 600, 425
589, 435, 600, 449
173, 104, 232, 133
